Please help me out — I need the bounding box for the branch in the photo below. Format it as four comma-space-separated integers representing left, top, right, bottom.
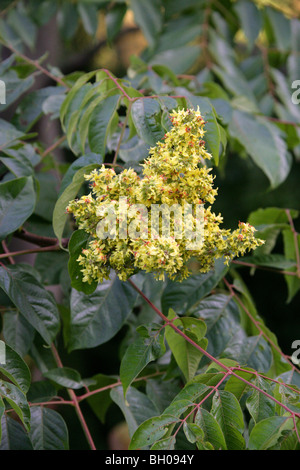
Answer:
231, 259, 299, 277
13, 229, 69, 248
77, 371, 163, 402
51, 344, 96, 451
223, 277, 300, 374
0, 244, 61, 260
128, 278, 300, 420
112, 101, 132, 165
1, 241, 15, 264
41, 135, 67, 159
0, 41, 70, 89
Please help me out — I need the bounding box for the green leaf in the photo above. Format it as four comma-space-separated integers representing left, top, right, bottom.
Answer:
0, 176, 36, 240
248, 416, 293, 450
131, 98, 164, 147
247, 207, 298, 255
44, 367, 83, 390
229, 110, 292, 188
155, 380, 211, 421
129, 414, 178, 450
226, 335, 272, 373
120, 323, 166, 396
241, 254, 296, 270
77, 3, 98, 36
0, 265, 60, 345
165, 309, 207, 381
0, 381, 30, 431
0, 396, 4, 443
3, 310, 35, 357
119, 135, 149, 163
111, 385, 158, 438
87, 374, 119, 423
146, 379, 181, 414
0, 145, 39, 177
0, 343, 31, 393
7, 8, 37, 49
68, 229, 97, 294
192, 294, 240, 359
130, 0, 162, 48
248, 207, 298, 226
234, 0, 262, 50
29, 407, 69, 450
58, 2, 79, 40
195, 407, 227, 450
58, 154, 103, 196
53, 162, 101, 246
183, 422, 204, 444
33, 173, 58, 223
211, 390, 245, 450
88, 94, 120, 154
0, 415, 33, 450
189, 96, 221, 165
225, 369, 255, 401
283, 228, 300, 302
150, 436, 175, 450
35, 251, 69, 287
162, 258, 228, 315
154, 11, 203, 54
267, 7, 291, 52
246, 381, 275, 424
29, 334, 58, 375
14, 87, 65, 131
69, 273, 140, 350
0, 71, 34, 112
151, 65, 180, 86
106, 3, 127, 43
27, 381, 58, 404
149, 45, 201, 74
60, 72, 96, 127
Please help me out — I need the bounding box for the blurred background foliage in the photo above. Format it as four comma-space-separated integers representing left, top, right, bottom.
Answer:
0, 0, 300, 449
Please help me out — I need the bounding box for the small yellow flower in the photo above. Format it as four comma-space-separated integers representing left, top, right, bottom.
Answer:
67, 107, 264, 283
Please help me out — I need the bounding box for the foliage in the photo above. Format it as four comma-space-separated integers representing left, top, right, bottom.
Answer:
0, 0, 300, 451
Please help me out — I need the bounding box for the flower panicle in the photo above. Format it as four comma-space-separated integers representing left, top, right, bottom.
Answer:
66, 107, 264, 284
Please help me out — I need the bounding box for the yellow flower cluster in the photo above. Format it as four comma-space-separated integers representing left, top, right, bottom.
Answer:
67, 107, 264, 283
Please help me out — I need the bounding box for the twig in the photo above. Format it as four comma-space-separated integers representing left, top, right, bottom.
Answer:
223, 277, 299, 373
14, 229, 69, 248
77, 371, 163, 402
51, 344, 97, 451
112, 101, 131, 165
0, 244, 61, 260
1, 241, 15, 264
128, 278, 300, 420
0, 41, 70, 89
231, 259, 298, 276
41, 135, 67, 159
0, 0, 19, 17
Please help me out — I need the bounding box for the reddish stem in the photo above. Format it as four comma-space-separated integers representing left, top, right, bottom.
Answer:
223, 277, 299, 373
14, 229, 69, 248
1, 41, 70, 89
41, 135, 67, 159
231, 259, 298, 276
128, 278, 300, 420
77, 371, 162, 402
1, 241, 15, 264
51, 344, 97, 450
0, 244, 61, 260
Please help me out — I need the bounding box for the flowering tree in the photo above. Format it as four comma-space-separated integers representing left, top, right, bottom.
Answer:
0, 0, 300, 451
